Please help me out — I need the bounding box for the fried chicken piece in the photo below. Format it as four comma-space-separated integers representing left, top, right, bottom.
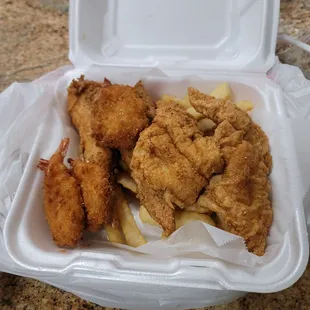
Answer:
133, 80, 155, 119
244, 122, 272, 172
131, 101, 223, 236
68, 75, 112, 170
203, 140, 272, 256
212, 120, 272, 255
188, 87, 251, 131
189, 87, 272, 173
155, 101, 223, 177
68, 158, 113, 232
91, 84, 149, 149
37, 138, 85, 247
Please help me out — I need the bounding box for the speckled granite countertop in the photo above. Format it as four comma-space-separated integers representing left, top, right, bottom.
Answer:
0, 0, 309, 309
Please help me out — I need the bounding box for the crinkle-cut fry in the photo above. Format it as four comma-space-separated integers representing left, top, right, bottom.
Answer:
175, 211, 215, 229
210, 83, 232, 100
117, 172, 137, 193
104, 224, 125, 244
139, 205, 160, 226
116, 189, 147, 247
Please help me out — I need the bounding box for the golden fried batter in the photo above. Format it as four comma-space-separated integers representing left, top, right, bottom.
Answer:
204, 140, 272, 256
68, 75, 112, 170
133, 80, 155, 119
92, 84, 149, 149
68, 159, 113, 232
37, 138, 85, 247
131, 101, 223, 236
189, 87, 272, 173
244, 122, 272, 172
155, 101, 223, 177
188, 87, 251, 131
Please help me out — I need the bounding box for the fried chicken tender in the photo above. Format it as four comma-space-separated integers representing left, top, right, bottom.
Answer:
244, 122, 272, 172
91, 83, 149, 149
68, 158, 113, 232
155, 101, 223, 177
189, 87, 272, 172
133, 80, 155, 119
68, 76, 112, 170
188, 87, 251, 131
204, 140, 272, 256
131, 101, 223, 236
37, 138, 85, 247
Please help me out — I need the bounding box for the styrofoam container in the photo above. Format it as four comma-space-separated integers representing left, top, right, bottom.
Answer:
2, 0, 309, 308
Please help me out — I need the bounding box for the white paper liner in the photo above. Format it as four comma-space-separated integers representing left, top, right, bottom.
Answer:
0, 62, 309, 272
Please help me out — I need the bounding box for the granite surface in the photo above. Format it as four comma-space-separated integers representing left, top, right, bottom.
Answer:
0, 0, 309, 309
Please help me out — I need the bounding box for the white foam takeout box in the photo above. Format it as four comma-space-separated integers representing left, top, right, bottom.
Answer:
2, 0, 309, 309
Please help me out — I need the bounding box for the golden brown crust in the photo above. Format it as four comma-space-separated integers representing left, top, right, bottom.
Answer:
243, 122, 272, 172
155, 101, 224, 177
189, 87, 272, 173
38, 139, 85, 248
131, 101, 223, 236
204, 140, 272, 256
92, 84, 149, 149
68, 76, 112, 170
188, 87, 251, 131
69, 159, 113, 232
133, 80, 156, 119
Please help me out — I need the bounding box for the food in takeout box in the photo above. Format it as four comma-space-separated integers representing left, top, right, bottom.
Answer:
38, 77, 271, 256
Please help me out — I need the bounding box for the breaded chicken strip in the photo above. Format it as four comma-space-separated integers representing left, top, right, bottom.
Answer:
188, 87, 251, 131
203, 139, 272, 256
38, 138, 85, 247
131, 101, 223, 236
155, 101, 223, 177
189, 87, 272, 172
244, 122, 272, 172
92, 84, 149, 149
133, 81, 155, 119
68, 76, 112, 170
68, 159, 113, 232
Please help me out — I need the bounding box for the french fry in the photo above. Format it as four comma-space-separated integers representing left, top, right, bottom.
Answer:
104, 224, 125, 244
236, 100, 254, 112
175, 211, 215, 229
209, 174, 223, 187
210, 83, 232, 100
161, 94, 178, 102
140, 205, 215, 231
117, 172, 137, 193
139, 205, 160, 226
177, 95, 191, 109
186, 107, 204, 120
116, 189, 147, 247
197, 118, 216, 132
119, 159, 130, 172
184, 204, 211, 214
184, 193, 214, 214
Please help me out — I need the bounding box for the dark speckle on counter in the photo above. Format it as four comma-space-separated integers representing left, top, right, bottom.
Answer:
0, 0, 309, 309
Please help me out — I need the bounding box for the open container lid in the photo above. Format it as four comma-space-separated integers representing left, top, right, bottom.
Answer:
69, 0, 280, 72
